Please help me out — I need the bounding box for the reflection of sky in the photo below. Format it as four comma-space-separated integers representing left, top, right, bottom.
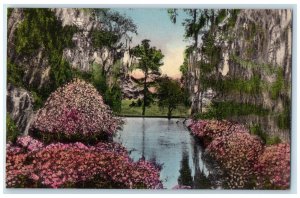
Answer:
113, 8, 190, 78
113, 118, 211, 189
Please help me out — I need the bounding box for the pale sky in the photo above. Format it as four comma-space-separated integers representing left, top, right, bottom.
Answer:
114, 8, 189, 78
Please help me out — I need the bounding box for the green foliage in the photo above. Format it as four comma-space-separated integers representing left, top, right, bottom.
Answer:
132, 39, 164, 72
266, 136, 282, 145
229, 55, 288, 100
72, 69, 93, 82
91, 30, 119, 49
31, 91, 43, 110
215, 9, 227, 25
201, 33, 221, 68
227, 9, 240, 28
157, 76, 185, 119
131, 39, 164, 116
230, 54, 278, 75
7, 59, 24, 87
250, 124, 268, 144
195, 101, 269, 120
270, 68, 284, 100
9, 8, 132, 114
15, 9, 76, 56
167, 9, 178, 24
72, 64, 122, 113
105, 84, 122, 113
180, 59, 188, 76
13, 8, 78, 108
250, 124, 282, 145
8, 8, 13, 18
277, 103, 291, 130
91, 64, 107, 95
50, 58, 73, 89
6, 113, 20, 142
120, 99, 190, 117
207, 74, 262, 96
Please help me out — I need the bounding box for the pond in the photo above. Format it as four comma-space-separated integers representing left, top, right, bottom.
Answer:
113, 117, 224, 189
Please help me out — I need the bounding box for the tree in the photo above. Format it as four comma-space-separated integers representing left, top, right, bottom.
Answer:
157, 76, 185, 119
91, 9, 137, 78
131, 39, 164, 116
90, 9, 137, 113
168, 9, 227, 114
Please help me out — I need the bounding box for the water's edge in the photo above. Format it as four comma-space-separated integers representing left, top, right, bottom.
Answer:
113, 117, 224, 189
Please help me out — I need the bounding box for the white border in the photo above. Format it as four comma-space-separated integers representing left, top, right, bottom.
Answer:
0, 0, 299, 198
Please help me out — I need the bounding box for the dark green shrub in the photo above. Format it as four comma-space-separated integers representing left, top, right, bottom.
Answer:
137, 98, 142, 107
30, 91, 43, 110
266, 136, 282, 145
250, 124, 267, 144
105, 85, 122, 113
6, 113, 20, 142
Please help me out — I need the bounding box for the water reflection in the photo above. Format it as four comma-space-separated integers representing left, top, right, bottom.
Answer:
178, 148, 193, 187
177, 146, 212, 189
114, 117, 218, 189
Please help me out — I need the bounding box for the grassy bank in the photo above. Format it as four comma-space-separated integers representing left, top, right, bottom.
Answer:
119, 99, 190, 117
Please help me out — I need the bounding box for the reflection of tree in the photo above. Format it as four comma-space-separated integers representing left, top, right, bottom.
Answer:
178, 149, 193, 187
193, 168, 211, 189
192, 138, 211, 189
142, 118, 145, 159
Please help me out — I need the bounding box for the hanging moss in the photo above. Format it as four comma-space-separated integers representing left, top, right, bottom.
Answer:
270, 68, 284, 100
215, 9, 227, 25
230, 54, 278, 75
202, 74, 262, 96
227, 9, 240, 28
276, 100, 291, 130
195, 101, 269, 120
12, 8, 78, 109
7, 59, 24, 87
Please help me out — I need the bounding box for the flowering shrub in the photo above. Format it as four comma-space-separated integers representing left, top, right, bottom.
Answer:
254, 143, 290, 189
6, 138, 162, 189
30, 79, 122, 142
16, 135, 44, 152
189, 120, 248, 147
207, 132, 264, 189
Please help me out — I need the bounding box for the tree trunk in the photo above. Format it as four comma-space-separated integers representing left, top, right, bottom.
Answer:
193, 9, 198, 48
168, 106, 172, 120
199, 91, 203, 113
142, 71, 148, 116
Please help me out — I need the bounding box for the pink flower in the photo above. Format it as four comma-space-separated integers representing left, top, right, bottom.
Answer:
30, 79, 122, 139
6, 138, 162, 189
30, 173, 39, 181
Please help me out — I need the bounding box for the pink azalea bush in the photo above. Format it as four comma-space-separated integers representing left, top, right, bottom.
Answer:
16, 135, 44, 152
206, 131, 264, 189
6, 144, 32, 187
190, 119, 291, 189
30, 79, 122, 141
254, 143, 290, 189
189, 120, 248, 147
6, 137, 163, 189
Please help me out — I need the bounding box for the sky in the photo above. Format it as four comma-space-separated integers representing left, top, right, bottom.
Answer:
114, 8, 189, 78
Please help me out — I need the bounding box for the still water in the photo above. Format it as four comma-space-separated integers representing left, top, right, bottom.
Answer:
113, 117, 223, 189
